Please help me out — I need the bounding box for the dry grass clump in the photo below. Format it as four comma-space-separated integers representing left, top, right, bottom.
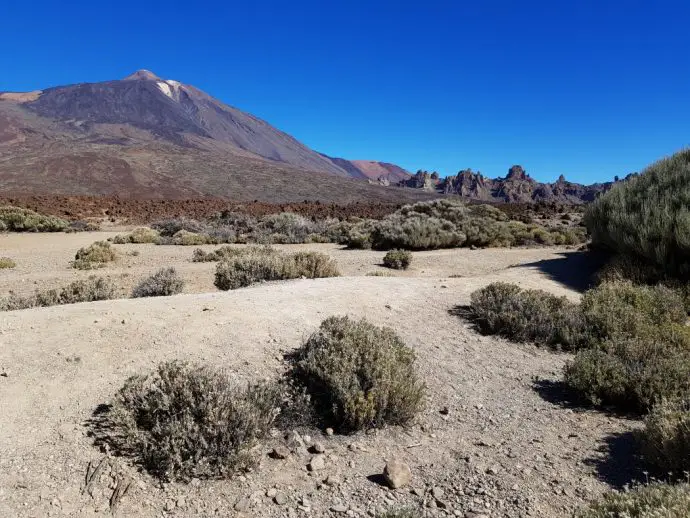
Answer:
170, 230, 212, 246
112, 227, 161, 244
291, 316, 426, 432
383, 249, 412, 270
72, 241, 117, 270
191, 245, 265, 263
640, 398, 690, 474
214, 248, 339, 290
574, 483, 690, 518
103, 361, 280, 481
0, 205, 68, 232
1, 276, 116, 311
0, 257, 16, 269
132, 268, 185, 298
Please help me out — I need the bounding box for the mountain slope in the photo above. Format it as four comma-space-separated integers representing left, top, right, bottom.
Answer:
0, 70, 419, 202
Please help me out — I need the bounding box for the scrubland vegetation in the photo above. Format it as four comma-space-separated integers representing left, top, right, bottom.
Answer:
383, 249, 412, 270
0, 276, 116, 311
0, 257, 16, 269
0, 206, 68, 232
72, 241, 117, 270
131, 267, 185, 298
466, 150, 690, 514
95, 317, 424, 481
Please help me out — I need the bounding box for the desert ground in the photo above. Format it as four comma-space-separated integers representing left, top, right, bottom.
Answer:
0, 233, 636, 517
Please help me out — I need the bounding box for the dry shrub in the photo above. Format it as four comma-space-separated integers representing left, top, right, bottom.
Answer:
191, 245, 268, 263
112, 227, 160, 244
104, 361, 280, 481
641, 399, 690, 474
468, 282, 585, 350
291, 316, 426, 432
66, 220, 101, 232
0, 205, 68, 232
214, 248, 339, 290
574, 483, 690, 518
171, 230, 212, 246
72, 241, 117, 270
132, 268, 185, 298
383, 250, 412, 270
0, 257, 16, 269
1, 276, 116, 311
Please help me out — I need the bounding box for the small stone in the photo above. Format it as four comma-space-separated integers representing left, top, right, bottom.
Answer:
440, 406, 450, 415
487, 464, 500, 475
432, 487, 445, 500
324, 475, 340, 487
266, 488, 278, 498
325, 428, 334, 436
271, 446, 291, 459
234, 497, 251, 512
274, 493, 287, 505
302, 435, 312, 444
308, 455, 326, 471
331, 504, 348, 513
383, 458, 412, 489
310, 442, 326, 454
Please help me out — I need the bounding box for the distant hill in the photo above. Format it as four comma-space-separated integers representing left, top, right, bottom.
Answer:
0, 70, 416, 203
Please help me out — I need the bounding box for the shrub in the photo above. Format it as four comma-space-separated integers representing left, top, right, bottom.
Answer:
1, 276, 116, 311
72, 241, 117, 269
383, 250, 412, 270
152, 218, 208, 237
371, 212, 465, 250
0, 257, 16, 269
574, 483, 690, 518
564, 327, 690, 413
66, 220, 101, 232
291, 316, 426, 432
468, 283, 585, 350
105, 361, 280, 481
640, 398, 690, 474
132, 268, 185, 298
112, 227, 161, 244
192, 245, 248, 262
0, 206, 68, 232
214, 249, 339, 290
585, 149, 690, 279
171, 230, 211, 246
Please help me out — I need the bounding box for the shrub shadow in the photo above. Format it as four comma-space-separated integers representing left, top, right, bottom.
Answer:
583, 431, 644, 489
511, 250, 607, 292
532, 379, 592, 410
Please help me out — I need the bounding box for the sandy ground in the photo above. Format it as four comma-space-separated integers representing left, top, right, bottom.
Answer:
0, 233, 636, 517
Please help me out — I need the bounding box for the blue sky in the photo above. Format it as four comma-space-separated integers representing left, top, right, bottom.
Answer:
1, 1, 688, 184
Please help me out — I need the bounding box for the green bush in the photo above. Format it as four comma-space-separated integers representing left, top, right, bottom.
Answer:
383, 250, 412, 270
0, 206, 68, 232
112, 227, 161, 244
132, 268, 185, 298
0, 257, 16, 269
468, 282, 585, 350
563, 326, 690, 413
640, 398, 690, 474
105, 361, 280, 481
585, 149, 690, 279
1, 276, 116, 311
214, 249, 339, 290
292, 316, 426, 432
574, 483, 690, 518
72, 241, 117, 269
192, 245, 274, 263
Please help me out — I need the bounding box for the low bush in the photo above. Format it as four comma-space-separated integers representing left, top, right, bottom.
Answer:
0, 257, 16, 269
641, 398, 690, 475
112, 227, 161, 244
1, 276, 116, 311
151, 218, 208, 237
0, 206, 68, 232
574, 483, 690, 518
72, 241, 117, 269
291, 316, 426, 432
132, 268, 185, 298
192, 245, 251, 262
563, 326, 690, 413
104, 361, 280, 481
66, 220, 101, 232
214, 249, 339, 290
170, 230, 212, 246
383, 250, 412, 270
468, 283, 585, 350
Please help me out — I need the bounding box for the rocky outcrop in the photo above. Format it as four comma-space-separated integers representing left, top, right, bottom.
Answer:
440, 166, 614, 204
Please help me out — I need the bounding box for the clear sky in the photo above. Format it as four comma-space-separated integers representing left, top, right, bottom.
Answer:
1, 1, 688, 184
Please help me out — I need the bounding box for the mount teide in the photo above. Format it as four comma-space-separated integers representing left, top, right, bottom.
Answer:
0, 70, 415, 202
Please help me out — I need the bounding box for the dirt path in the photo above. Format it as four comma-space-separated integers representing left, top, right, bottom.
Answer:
0, 239, 633, 517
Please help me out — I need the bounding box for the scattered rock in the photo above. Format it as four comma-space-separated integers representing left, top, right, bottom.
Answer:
432, 487, 445, 500
274, 492, 287, 505
310, 442, 326, 454
331, 503, 348, 513
308, 455, 326, 471
383, 458, 412, 489
325, 428, 334, 436
270, 446, 291, 459
234, 497, 251, 512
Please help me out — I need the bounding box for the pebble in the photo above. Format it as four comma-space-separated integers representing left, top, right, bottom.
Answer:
308, 455, 326, 471
274, 492, 287, 505
383, 458, 412, 489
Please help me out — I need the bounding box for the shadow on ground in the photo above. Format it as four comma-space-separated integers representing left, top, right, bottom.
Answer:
532, 379, 591, 410
584, 431, 645, 489
511, 250, 608, 292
